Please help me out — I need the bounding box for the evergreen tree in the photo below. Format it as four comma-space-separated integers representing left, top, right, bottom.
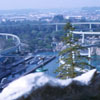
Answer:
55, 22, 93, 79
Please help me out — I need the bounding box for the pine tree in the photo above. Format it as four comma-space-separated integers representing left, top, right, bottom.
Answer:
55, 22, 93, 79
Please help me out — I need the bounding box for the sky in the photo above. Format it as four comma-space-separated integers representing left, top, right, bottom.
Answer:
0, 0, 100, 10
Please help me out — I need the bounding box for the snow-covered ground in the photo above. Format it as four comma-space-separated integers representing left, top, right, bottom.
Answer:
0, 69, 97, 100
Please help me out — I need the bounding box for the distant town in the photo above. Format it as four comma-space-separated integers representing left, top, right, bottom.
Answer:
0, 7, 100, 22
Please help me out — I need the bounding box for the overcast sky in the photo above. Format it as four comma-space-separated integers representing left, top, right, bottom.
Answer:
0, 0, 100, 10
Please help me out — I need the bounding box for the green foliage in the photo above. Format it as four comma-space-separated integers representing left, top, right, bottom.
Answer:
0, 21, 65, 52
55, 22, 93, 79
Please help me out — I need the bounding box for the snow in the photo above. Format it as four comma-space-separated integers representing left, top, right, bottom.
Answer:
0, 69, 97, 100
60, 60, 65, 64
59, 59, 89, 73
0, 73, 72, 100
74, 69, 96, 85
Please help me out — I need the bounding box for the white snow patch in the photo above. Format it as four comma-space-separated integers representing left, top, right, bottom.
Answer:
74, 69, 96, 85
0, 69, 97, 100
60, 60, 65, 64
0, 72, 72, 100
